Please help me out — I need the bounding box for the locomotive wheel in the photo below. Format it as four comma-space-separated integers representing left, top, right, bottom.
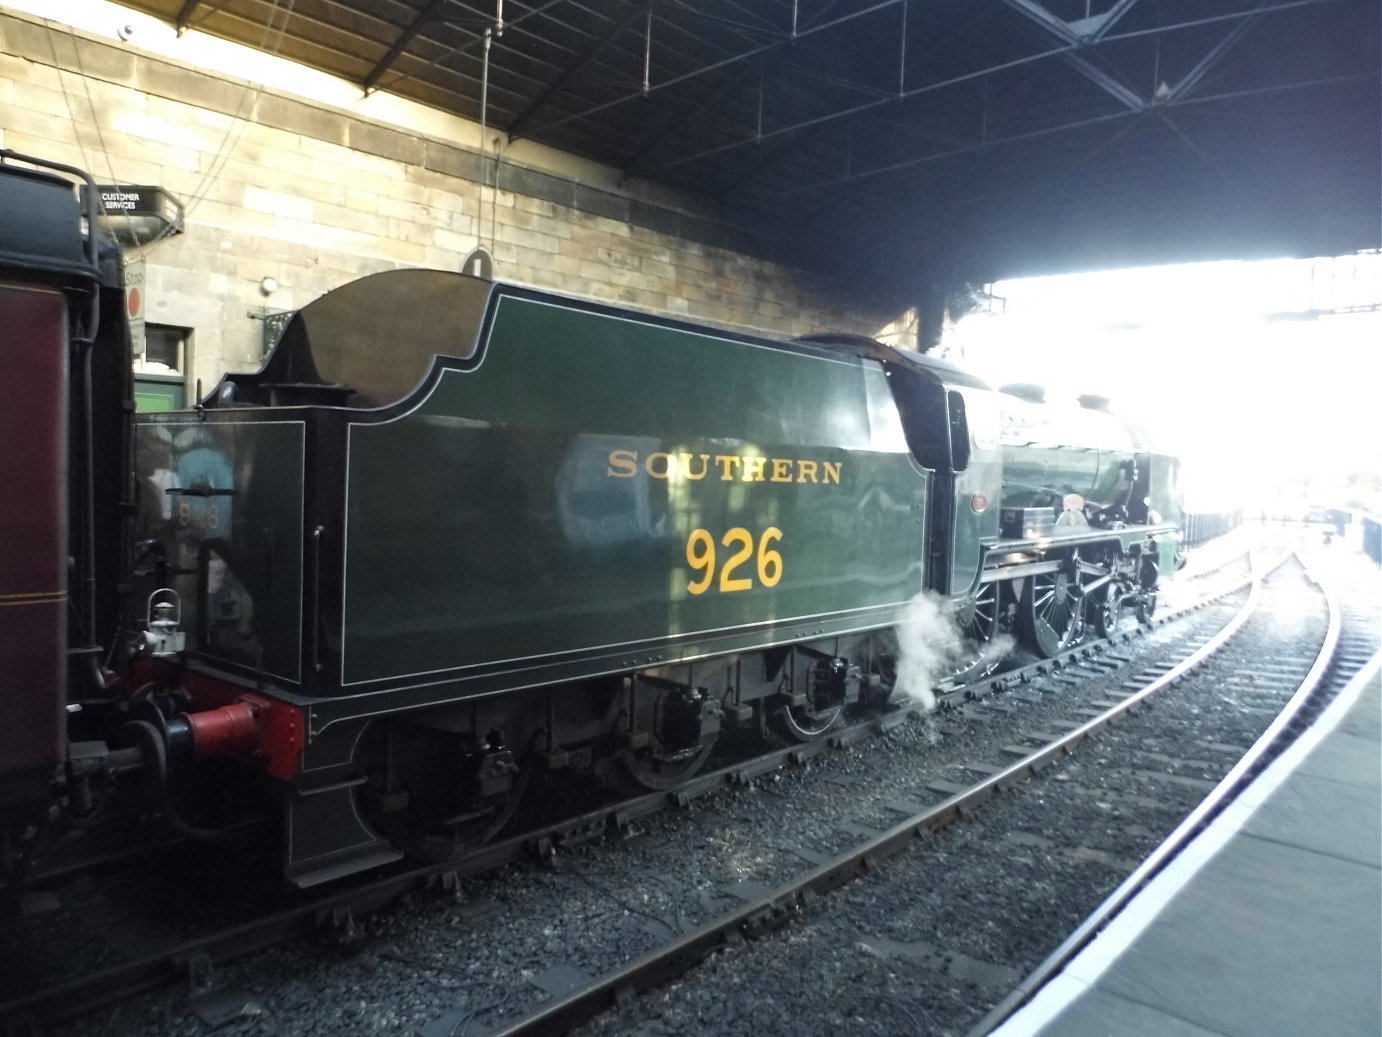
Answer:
1019, 566, 1083, 657
1135, 592, 1158, 625
949, 580, 1001, 682
1089, 583, 1126, 639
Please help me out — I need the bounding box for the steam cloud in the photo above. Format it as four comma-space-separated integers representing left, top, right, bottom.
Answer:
891, 591, 1014, 711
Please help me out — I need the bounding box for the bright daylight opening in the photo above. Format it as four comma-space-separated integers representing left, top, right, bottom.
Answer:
942, 252, 1382, 521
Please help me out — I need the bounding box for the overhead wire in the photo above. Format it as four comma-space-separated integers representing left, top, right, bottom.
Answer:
44, 20, 117, 190
140, 0, 299, 260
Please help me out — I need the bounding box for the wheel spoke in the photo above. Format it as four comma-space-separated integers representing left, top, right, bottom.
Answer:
1020, 561, 1083, 658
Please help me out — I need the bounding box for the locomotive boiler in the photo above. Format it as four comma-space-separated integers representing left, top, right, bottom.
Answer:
0, 151, 1180, 887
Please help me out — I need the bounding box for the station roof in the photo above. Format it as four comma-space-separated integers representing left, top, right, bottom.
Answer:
121, 0, 1380, 287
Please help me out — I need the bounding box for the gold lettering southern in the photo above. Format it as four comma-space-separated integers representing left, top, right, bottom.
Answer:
606, 450, 842, 485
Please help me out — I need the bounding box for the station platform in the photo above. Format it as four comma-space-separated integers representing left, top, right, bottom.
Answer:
989, 653, 1381, 1037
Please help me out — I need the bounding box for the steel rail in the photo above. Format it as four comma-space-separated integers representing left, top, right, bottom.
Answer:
0, 544, 1262, 1030
967, 549, 1344, 1035
480, 555, 1275, 1037
0, 710, 913, 1030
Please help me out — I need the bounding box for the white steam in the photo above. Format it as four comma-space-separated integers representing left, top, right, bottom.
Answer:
891, 591, 1014, 711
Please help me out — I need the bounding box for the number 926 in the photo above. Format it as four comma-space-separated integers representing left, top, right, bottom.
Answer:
685, 526, 782, 595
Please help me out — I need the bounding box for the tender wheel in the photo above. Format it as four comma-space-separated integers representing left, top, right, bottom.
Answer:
777, 699, 843, 742
1019, 564, 1083, 657
774, 657, 847, 743
617, 683, 719, 792
949, 580, 1002, 682
358, 724, 528, 863
618, 741, 714, 792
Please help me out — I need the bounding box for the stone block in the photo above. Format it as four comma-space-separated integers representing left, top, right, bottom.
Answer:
548, 254, 581, 278
408, 163, 470, 196
572, 184, 629, 223
423, 245, 460, 268
0, 47, 57, 89
244, 185, 315, 222
147, 94, 237, 131
69, 39, 136, 89
434, 227, 478, 254
13, 80, 72, 119
135, 60, 249, 121
323, 202, 387, 238
628, 200, 682, 238
346, 188, 379, 213
423, 186, 469, 215
347, 118, 425, 166
670, 280, 706, 302
378, 236, 426, 263
295, 219, 374, 257
256, 94, 347, 146
594, 245, 642, 271
184, 198, 235, 231
382, 216, 429, 247
421, 142, 480, 183
299, 134, 361, 168
577, 259, 612, 284
515, 195, 558, 219
608, 266, 662, 293
558, 239, 601, 263
110, 120, 206, 172
375, 174, 430, 206
1, 19, 126, 85
1, 99, 79, 144
504, 226, 558, 255
509, 244, 560, 271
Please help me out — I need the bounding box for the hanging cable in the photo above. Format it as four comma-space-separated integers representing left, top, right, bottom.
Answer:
66, 24, 118, 188
642, 6, 653, 97
478, 26, 492, 252
142, 0, 299, 260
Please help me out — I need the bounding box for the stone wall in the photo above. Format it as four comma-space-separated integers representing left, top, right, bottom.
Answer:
0, 9, 916, 391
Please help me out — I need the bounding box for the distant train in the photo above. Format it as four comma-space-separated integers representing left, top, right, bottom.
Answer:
0, 152, 1181, 886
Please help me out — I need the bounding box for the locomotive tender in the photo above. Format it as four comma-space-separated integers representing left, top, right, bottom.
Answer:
0, 152, 1180, 886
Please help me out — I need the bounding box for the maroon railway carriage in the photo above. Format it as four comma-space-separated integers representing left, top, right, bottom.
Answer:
0, 154, 99, 821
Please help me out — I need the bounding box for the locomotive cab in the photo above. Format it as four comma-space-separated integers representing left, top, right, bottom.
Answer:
794, 334, 1005, 600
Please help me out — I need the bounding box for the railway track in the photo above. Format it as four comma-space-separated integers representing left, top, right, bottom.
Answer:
475, 553, 1297, 1037
3, 541, 1352, 1036
970, 547, 1379, 1035
546, 547, 1374, 1037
